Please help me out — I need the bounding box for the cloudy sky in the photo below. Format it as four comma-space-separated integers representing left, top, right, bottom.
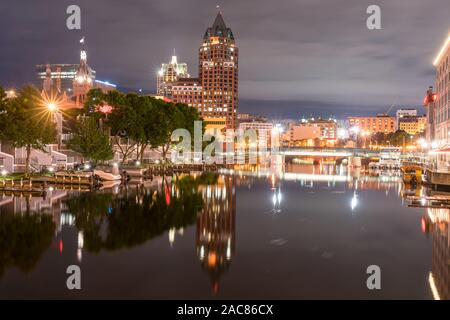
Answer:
1, 0, 449, 119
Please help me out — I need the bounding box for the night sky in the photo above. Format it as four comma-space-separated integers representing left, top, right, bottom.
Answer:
1, 0, 449, 119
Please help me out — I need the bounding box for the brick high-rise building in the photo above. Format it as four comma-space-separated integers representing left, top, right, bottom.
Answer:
163, 12, 239, 130
199, 12, 238, 129
347, 115, 395, 135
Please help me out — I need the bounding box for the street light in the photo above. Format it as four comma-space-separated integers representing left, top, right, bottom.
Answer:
47, 102, 58, 112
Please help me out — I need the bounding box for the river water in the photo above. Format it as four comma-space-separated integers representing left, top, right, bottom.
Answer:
0, 164, 447, 299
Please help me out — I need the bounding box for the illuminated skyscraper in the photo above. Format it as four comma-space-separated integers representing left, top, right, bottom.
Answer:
157, 50, 190, 98
168, 12, 239, 130
199, 12, 238, 129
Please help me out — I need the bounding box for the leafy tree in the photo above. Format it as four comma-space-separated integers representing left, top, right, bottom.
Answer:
386, 130, 410, 147
104, 91, 148, 164
0, 87, 7, 108
149, 100, 203, 163
0, 86, 56, 175
80, 89, 202, 164
372, 132, 386, 145
83, 89, 136, 164
67, 116, 114, 164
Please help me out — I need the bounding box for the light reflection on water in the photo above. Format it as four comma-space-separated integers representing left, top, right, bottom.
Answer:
0, 164, 448, 299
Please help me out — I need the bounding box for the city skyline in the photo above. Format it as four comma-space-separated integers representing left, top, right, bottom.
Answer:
2, 1, 450, 303
1, 0, 450, 118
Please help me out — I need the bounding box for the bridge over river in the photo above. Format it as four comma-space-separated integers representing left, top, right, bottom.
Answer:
278, 147, 420, 160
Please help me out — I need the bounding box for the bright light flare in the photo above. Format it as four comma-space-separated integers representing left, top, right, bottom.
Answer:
47, 102, 57, 111
350, 126, 360, 134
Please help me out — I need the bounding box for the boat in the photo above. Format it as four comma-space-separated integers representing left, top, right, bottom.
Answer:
93, 170, 122, 181
98, 180, 122, 190
401, 165, 423, 184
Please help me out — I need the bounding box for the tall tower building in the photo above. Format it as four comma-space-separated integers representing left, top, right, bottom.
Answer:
157, 50, 190, 98
199, 12, 238, 129
73, 37, 94, 107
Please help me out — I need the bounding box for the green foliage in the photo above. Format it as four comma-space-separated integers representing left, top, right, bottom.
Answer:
0, 86, 56, 149
385, 130, 411, 146
67, 116, 114, 163
81, 88, 203, 163
0, 86, 57, 174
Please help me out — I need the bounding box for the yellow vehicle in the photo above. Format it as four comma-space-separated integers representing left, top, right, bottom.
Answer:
401, 165, 423, 185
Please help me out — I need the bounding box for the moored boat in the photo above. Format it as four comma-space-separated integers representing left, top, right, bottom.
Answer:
401, 165, 423, 184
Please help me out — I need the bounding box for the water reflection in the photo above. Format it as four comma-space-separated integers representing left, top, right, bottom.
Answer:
0, 212, 55, 277
196, 175, 236, 295
0, 191, 67, 277
422, 208, 450, 300
0, 174, 213, 277
0, 164, 449, 299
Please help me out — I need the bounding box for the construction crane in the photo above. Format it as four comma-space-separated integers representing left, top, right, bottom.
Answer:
385, 103, 396, 115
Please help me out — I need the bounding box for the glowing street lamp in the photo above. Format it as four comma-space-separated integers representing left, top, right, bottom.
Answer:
350, 126, 360, 134
47, 102, 58, 112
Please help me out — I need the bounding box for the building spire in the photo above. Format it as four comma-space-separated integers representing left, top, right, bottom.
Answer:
80, 36, 87, 62
171, 48, 178, 64
74, 36, 93, 86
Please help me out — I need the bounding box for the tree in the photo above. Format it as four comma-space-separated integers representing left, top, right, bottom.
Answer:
82, 89, 137, 164
104, 91, 144, 164
67, 116, 114, 164
386, 130, 410, 147
372, 132, 386, 146
0, 86, 56, 175
149, 100, 202, 163
80, 89, 202, 165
